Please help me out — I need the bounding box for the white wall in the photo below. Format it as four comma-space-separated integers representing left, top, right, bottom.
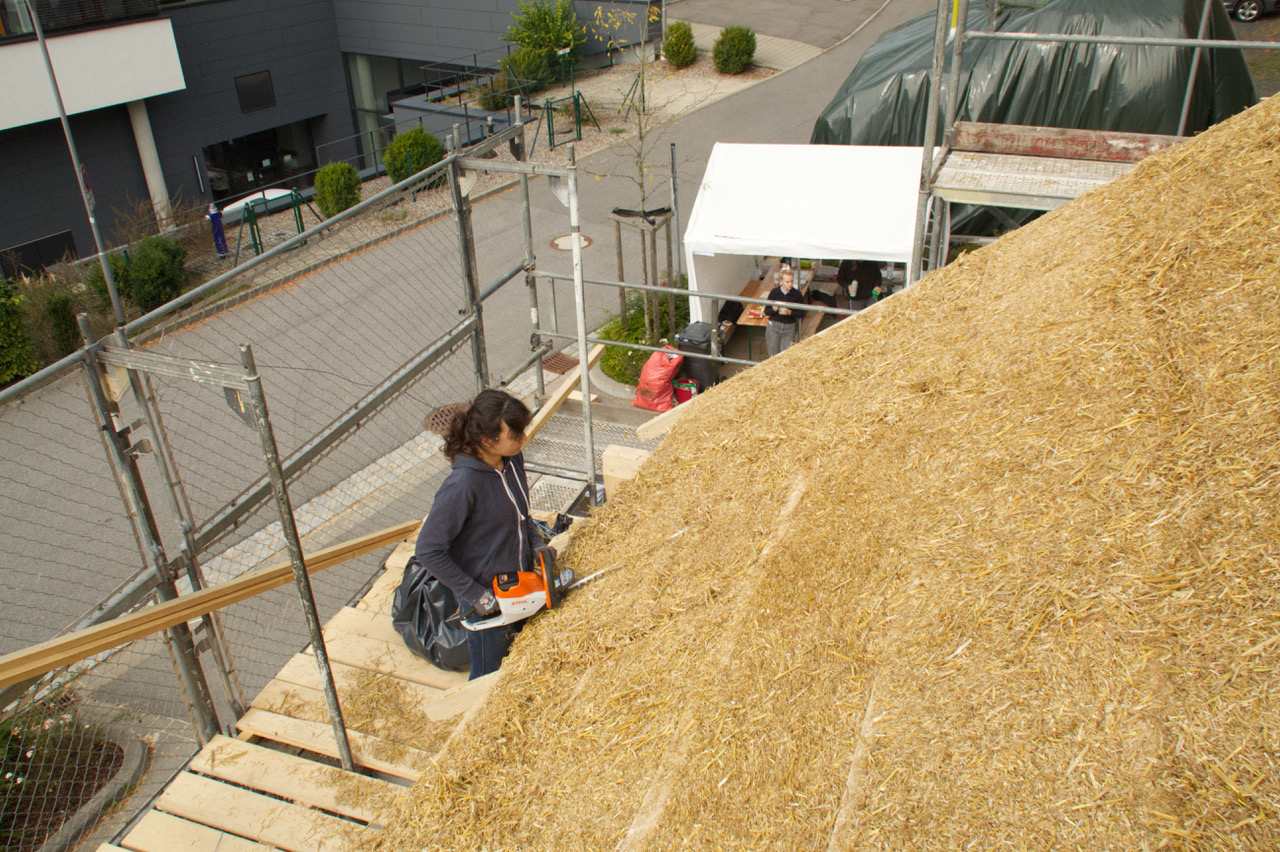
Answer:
0, 19, 185, 131
686, 250, 761, 324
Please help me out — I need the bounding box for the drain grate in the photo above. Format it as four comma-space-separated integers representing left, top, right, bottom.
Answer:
542, 352, 579, 375
424, 403, 469, 435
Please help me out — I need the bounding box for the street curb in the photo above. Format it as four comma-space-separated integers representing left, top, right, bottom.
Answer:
37, 722, 150, 852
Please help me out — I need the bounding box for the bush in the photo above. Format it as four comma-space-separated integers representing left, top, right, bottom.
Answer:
502, 0, 585, 58
44, 292, 79, 356
84, 252, 132, 310
477, 74, 513, 112
597, 279, 690, 386
0, 277, 37, 385
712, 25, 756, 75
501, 46, 558, 95
382, 126, 447, 185
128, 235, 187, 314
663, 21, 697, 69
313, 161, 362, 218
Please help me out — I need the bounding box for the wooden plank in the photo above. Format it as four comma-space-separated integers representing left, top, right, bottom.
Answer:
527, 343, 605, 439
357, 537, 417, 615
271, 653, 449, 711
567, 390, 600, 402
95, 846, 131, 852
0, 520, 422, 689
635, 404, 689, 442
315, 612, 469, 691
235, 708, 429, 781
119, 810, 276, 852
424, 671, 498, 722
157, 772, 367, 852
951, 121, 1182, 163
189, 735, 398, 822
602, 445, 652, 497
271, 653, 481, 723
249, 677, 450, 755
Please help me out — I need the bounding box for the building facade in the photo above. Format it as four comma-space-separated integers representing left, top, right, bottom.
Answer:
1, 0, 656, 275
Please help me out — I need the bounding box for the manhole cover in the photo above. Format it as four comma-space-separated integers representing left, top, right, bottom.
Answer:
424, 403, 469, 435
550, 234, 592, 251
542, 352, 580, 375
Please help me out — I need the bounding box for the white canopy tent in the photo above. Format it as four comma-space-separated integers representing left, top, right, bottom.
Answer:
682, 142, 926, 324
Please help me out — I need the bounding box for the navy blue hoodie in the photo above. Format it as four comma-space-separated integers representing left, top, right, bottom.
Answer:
415, 451, 538, 606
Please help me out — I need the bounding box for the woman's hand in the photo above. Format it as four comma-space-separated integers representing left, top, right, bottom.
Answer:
475, 591, 499, 616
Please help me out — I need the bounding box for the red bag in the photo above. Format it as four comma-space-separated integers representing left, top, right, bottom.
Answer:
632, 347, 684, 412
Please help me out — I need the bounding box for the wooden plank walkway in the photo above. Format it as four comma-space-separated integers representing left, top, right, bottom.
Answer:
101, 539, 495, 852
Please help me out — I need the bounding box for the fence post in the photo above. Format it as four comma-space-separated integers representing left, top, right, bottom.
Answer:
111, 328, 248, 718
77, 316, 221, 744
447, 142, 489, 391
238, 344, 355, 771
566, 146, 599, 506
514, 100, 546, 402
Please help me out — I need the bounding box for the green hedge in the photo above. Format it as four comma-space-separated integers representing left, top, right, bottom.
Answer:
383, 126, 447, 185
0, 278, 37, 385
597, 282, 691, 386
128, 236, 188, 314
663, 21, 697, 69
712, 25, 756, 75
313, 161, 362, 218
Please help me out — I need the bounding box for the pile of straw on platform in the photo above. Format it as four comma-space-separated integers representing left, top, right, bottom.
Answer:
368, 94, 1280, 850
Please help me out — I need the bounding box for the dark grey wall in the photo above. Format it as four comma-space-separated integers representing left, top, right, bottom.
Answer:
0, 0, 353, 261
0, 107, 146, 262
151, 0, 354, 208
333, 0, 518, 63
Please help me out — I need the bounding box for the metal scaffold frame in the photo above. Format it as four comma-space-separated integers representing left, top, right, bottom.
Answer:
908, 0, 1280, 282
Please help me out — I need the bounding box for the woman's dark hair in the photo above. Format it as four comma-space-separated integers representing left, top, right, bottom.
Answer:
443, 389, 532, 461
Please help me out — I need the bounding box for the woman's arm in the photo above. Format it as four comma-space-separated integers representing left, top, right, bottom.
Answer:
415, 481, 489, 605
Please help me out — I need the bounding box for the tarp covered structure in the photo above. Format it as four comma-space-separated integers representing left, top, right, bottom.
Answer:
682, 142, 924, 324
811, 0, 1257, 147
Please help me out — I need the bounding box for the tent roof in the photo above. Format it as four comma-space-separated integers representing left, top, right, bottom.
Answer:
683, 142, 925, 263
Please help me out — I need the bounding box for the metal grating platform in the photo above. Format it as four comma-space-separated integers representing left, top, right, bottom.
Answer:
934, 150, 1137, 211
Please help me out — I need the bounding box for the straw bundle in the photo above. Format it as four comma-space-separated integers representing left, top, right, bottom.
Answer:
368, 94, 1280, 850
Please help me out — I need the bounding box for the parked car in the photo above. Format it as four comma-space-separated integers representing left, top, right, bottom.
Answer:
1225, 0, 1278, 22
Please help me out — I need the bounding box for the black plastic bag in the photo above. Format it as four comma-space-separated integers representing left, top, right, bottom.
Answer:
391, 556, 471, 672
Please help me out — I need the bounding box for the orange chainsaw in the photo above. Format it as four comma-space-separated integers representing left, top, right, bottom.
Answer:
460, 546, 577, 631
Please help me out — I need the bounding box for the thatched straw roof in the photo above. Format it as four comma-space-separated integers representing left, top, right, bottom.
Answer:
368, 94, 1280, 850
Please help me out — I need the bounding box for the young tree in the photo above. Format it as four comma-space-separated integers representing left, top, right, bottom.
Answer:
591, 3, 692, 342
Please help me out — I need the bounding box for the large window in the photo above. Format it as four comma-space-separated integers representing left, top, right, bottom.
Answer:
202, 118, 317, 203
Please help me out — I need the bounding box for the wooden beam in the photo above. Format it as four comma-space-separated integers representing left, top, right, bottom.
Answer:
635, 403, 689, 442
189, 735, 397, 823
235, 707, 429, 781
117, 810, 275, 852
157, 772, 366, 852
0, 521, 421, 689
527, 343, 605, 439
602, 445, 652, 498
951, 121, 1182, 163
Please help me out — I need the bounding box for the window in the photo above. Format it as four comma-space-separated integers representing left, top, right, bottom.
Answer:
235, 71, 276, 114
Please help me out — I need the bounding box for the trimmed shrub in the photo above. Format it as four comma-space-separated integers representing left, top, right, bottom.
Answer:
0, 277, 37, 385
382, 126, 447, 185
128, 235, 187, 313
314, 161, 362, 218
45, 292, 79, 356
501, 46, 558, 95
712, 25, 756, 75
84, 252, 132, 309
663, 21, 697, 69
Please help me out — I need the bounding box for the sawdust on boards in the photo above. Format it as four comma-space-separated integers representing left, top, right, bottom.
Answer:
366, 95, 1280, 850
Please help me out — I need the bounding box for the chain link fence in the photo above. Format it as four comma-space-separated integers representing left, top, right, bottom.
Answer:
0, 127, 584, 850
